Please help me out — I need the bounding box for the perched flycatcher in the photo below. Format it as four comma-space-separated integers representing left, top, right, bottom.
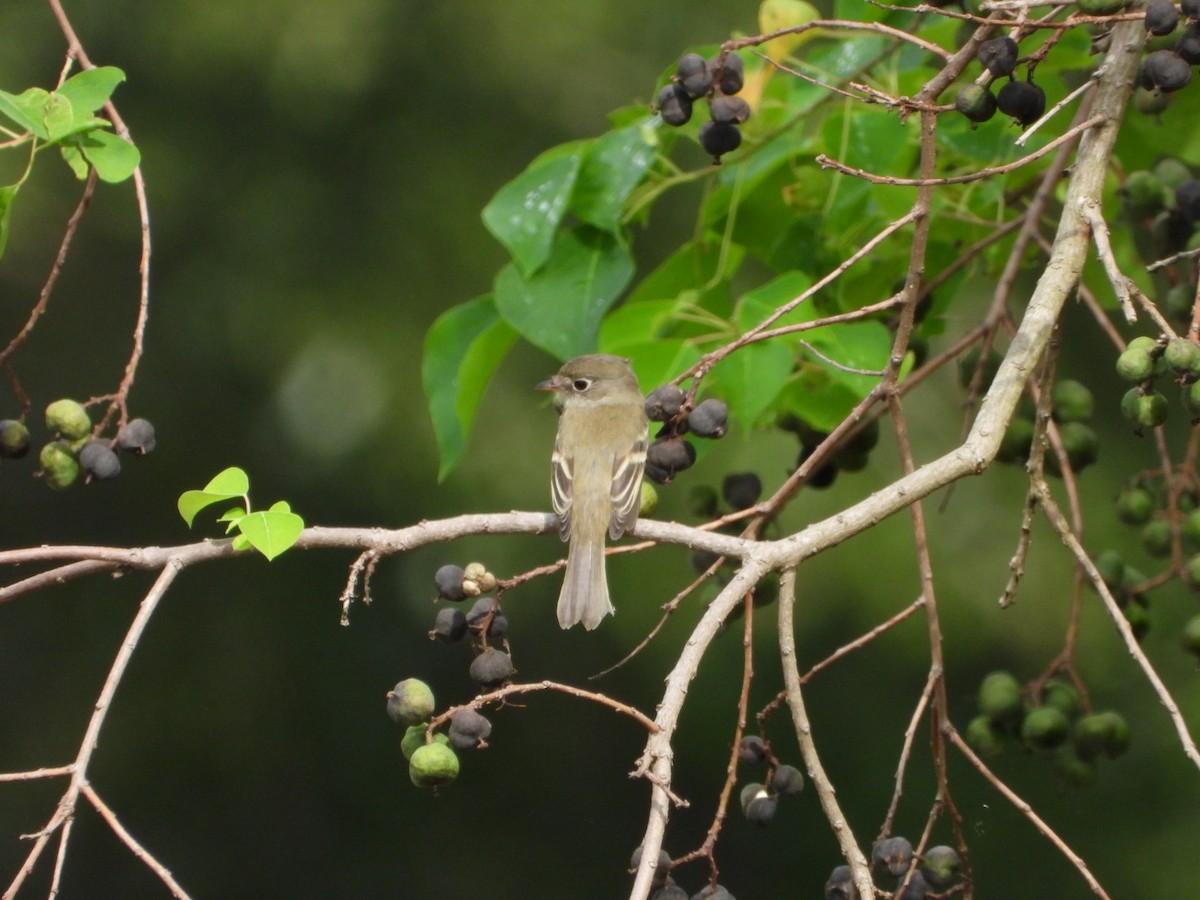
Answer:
537, 355, 648, 629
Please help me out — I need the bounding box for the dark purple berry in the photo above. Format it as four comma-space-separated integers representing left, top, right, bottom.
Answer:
687, 399, 728, 437
657, 83, 693, 127
434, 564, 467, 601
677, 52, 713, 98
645, 384, 685, 421
698, 121, 742, 162
447, 708, 492, 750
78, 439, 121, 480
977, 36, 1018, 76
710, 95, 751, 124
431, 607, 467, 643
1141, 50, 1192, 93
996, 79, 1046, 126
1145, 0, 1181, 34
646, 438, 696, 483
468, 648, 514, 688
709, 53, 745, 95
115, 417, 155, 454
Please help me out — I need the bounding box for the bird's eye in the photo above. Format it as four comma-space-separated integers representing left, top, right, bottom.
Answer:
572, 378, 591, 391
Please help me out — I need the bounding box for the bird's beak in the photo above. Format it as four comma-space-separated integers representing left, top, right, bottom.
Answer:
536, 376, 565, 392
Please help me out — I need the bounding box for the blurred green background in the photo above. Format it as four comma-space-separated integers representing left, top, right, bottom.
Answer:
1, 2, 1199, 897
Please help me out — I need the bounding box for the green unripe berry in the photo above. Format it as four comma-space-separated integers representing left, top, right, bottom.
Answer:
1115, 485, 1155, 525
1164, 338, 1200, 376
1020, 705, 1071, 751
408, 741, 460, 788
1121, 171, 1169, 217
401, 725, 449, 761
1182, 552, 1200, 586
39, 441, 80, 490
978, 671, 1023, 725
1165, 283, 1194, 321
640, 481, 659, 517
955, 84, 997, 124
1041, 678, 1082, 720
1134, 86, 1171, 115
1124, 601, 1150, 641
0, 419, 30, 459
1094, 549, 1125, 590
1181, 613, 1200, 657
1052, 747, 1097, 789
921, 845, 961, 889
45, 399, 91, 440
1099, 711, 1131, 758
1155, 158, 1193, 190
1073, 710, 1130, 759
1183, 509, 1200, 544
996, 416, 1035, 464
1121, 389, 1168, 429
1141, 518, 1173, 558
1116, 347, 1155, 381
1052, 379, 1094, 422
1183, 380, 1200, 419
1047, 421, 1099, 474
1127, 335, 1160, 354
966, 714, 1006, 758
386, 678, 436, 726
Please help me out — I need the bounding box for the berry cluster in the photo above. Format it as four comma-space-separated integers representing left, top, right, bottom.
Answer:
1, 399, 155, 490
966, 671, 1129, 788
384, 562, 516, 792
823, 838, 960, 900
1135, 0, 1200, 111
387, 677, 493, 789
778, 415, 882, 490
632, 847, 736, 900
643, 384, 729, 484
1115, 335, 1200, 432
656, 51, 750, 163
954, 35, 1046, 128
734, 735, 805, 829
990, 375, 1099, 475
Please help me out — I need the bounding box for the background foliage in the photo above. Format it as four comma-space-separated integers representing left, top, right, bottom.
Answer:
1, 1, 1199, 898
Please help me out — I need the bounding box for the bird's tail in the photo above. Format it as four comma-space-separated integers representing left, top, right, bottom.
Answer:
557, 535, 614, 630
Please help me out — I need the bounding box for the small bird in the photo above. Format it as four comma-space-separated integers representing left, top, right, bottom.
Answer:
537, 355, 648, 629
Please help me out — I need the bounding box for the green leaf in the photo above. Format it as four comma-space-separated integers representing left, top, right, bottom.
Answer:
204, 467, 250, 495
626, 239, 745, 311
481, 148, 583, 277
177, 467, 250, 526
0, 184, 18, 261
618, 339, 703, 393
0, 88, 50, 138
598, 299, 680, 352
56, 67, 126, 114
494, 225, 635, 361
804, 320, 893, 398
218, 506, 246, 533
571, 120, 658, 233
76, 130, 140, 183
236, 509, 305, 560
59, 144, 89, 180
734, 270, 816, 333
42, 93, 74, 142
708, 340, 795, 431
422, 294, 519, 480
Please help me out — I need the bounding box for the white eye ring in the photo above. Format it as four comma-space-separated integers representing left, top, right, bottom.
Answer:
572, 378, 591, 391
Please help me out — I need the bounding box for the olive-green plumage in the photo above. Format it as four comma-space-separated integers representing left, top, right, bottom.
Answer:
537, 355, 647, 629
